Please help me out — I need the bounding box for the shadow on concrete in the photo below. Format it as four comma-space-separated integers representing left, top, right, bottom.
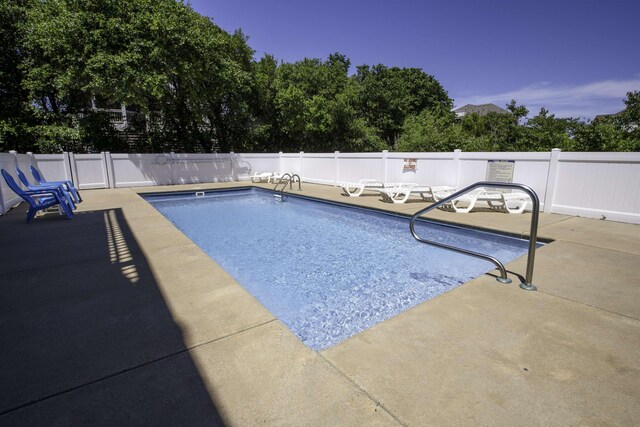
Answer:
0, 206, 224, 425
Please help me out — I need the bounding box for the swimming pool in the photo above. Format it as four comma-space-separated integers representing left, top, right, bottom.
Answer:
144, 188, 533, 350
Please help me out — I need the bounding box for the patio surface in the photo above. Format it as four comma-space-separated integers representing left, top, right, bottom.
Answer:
0, 181, 638, 426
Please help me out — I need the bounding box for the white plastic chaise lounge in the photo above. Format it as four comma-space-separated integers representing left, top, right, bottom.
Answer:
339, 179, 409, 197
438, 189, 530, 214
375, 184, 456, 204
249, 172, 274, 183
271, 173, 286, 183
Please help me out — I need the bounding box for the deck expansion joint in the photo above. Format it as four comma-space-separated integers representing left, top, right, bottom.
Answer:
317, 353, 408, 427
537, 290, 640, 322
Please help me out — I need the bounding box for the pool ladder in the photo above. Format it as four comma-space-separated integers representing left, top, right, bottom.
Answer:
273, 173, 301, 201
409, 181, 540, 291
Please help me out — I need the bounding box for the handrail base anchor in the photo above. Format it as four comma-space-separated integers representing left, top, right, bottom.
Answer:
496, 277, 512, 284
519, 282, 537, 291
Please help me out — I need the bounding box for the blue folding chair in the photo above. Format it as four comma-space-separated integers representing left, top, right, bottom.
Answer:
1, 169, 74, 222
30, 165, 82, 203
15, 167, 76, 210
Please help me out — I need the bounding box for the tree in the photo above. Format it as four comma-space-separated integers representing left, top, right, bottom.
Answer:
0, 0, 36, 152
354, 65, 453, 148
271, 53, 381, 152
396, 110, 458, 152
522, 108, 581, 151
573, 91, 640, 152
618, 90, 640, 149
454, 100, 529, 151
248, 54, 280, 152
506, 99, 529, 124
573, 117, 624, 151
20, 0, 255, 153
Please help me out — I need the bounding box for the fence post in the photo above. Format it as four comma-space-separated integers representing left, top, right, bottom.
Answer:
229, 151, 235, 182
278, 151, 283, 174
62, 151, 73, 182
169, 151, 176, 185
543, 148, 561, 213
334, 151, 340, 185
299, 151, 304, 177
382, 150, 388, 183
68, 152, 79, 188
8, 150, 21, 188
103, 151, 115, 188
26, 152, 36, 182
9, 150, 18, 165
0, 174, 4, 214
453, 149, 462, 188
0, 151, 16, 213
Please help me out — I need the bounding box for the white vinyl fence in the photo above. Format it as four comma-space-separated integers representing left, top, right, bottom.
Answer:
1, 149, 639, 224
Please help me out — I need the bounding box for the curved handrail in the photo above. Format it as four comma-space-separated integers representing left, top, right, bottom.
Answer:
290, 174, 302, 191
273, 173, 302, 192
409, 181, 539, 291
273, 173, 292, 192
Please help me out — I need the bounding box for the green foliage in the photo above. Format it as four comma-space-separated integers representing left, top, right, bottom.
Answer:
618, 91, 640, 149
571, 92, 640, 152
573, 117, 620, 151
265, 53, 394, 152
397, 110, 496, 152
397, 95, 638, 153
78, 112, 126, 153
622, 91, 640, 126
522, 108, 581, 151
19, 0, 255, 153
0, 0, 37, 152
396, 111, 457, 152
249, 55, 280, 152
354, 65, 453, 148
451, 101, 526, 151
31, 123, 81, 153
273, 54, 349, 151
506, 99, 529, 123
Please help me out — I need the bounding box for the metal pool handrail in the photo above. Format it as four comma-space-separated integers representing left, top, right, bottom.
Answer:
273, 173, 302, 192
409, 181, 540, 291
290, 173, 302, 191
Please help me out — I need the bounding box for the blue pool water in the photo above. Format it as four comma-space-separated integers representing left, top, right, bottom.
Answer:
144, 189, 532, 350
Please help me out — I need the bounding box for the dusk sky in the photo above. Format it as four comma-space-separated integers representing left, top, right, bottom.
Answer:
189, 0, 640, 120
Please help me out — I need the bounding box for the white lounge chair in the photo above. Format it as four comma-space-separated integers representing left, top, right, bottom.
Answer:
271, 173, 288, 184
339, 179, 410, 197
376, 184, 456, 204
249, 172, 273, 183
439, 190, 530, 214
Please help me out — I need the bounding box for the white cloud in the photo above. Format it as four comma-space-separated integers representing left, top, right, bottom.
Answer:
453, 78, 640, 120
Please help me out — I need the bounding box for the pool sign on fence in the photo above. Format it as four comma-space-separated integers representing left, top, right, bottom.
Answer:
486, 160, 515, 182
403, 158, 417, 171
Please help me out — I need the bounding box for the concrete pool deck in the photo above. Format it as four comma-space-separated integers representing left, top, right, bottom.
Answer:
0, 181, 638, 425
